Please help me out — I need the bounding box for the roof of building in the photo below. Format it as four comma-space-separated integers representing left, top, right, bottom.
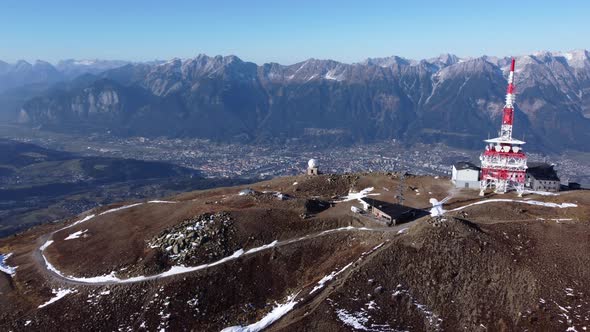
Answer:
527, 162, 560, 181
360, 198, 413, 218
453, 161, 481, 171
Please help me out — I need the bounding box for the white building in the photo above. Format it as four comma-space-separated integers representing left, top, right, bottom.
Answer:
307, 159, 319, 175
451, 161, 480, 189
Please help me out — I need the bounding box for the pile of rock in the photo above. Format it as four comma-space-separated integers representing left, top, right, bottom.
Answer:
426, 215, 449, 227
148, 212, 237, 264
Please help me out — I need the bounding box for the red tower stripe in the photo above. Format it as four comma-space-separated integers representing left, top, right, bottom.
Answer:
502, 107, 514, 125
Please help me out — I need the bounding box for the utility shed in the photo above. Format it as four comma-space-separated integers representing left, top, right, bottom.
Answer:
526, 162, 560, 192
451, 161, 480, 189
360, 198, 419, 226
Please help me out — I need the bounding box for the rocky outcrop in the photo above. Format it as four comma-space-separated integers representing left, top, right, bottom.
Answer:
149, 212, 237, 265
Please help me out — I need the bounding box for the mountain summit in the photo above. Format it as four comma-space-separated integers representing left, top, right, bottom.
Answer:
1, 173, 589, 330
5, 50, 590, 151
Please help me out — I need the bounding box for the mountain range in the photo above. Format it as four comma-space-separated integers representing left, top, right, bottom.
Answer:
0, 59, 130, 92
2, 50, 590, 151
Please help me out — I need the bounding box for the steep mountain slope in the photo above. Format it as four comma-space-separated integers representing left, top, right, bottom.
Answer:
0, 60, 131, 121
0, 173, 589, 331
0, 60, 61, 92
14, 50, 590, 151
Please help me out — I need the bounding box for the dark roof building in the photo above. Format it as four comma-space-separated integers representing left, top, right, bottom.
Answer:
527, 162, 560, 181
453, 161, 481, 171
526, 162, 560, 192
568, 182, 581, 190
359, 198, 426, 226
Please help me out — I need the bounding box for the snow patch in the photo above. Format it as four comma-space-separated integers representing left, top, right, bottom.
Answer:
333, 304, 395, 331
324, 69, 345, 81
309, 241, 386, 296
64, 214, 95, 230
221, 293, 299, 332
335, 187, 379, 203
523, 190, 560, 196
64, 229, 88, 240
310, 262, 354, 294
0, 253, 17, 276
366, 300, 378, 310
38, 288, 76, 308
369, 242, 385, 252
451, 199, 577, 212
335, 308, 370, 330
245, 240, 278, 254
73, 59, 97, 66
319, 226, 375, 236
99, 203, 144, 216
40, 240, 54, 251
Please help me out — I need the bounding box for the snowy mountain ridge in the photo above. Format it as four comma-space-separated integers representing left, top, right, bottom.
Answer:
5, 49, 590, 151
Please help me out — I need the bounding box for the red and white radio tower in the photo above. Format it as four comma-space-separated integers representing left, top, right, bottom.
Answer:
479, 58, 527, 196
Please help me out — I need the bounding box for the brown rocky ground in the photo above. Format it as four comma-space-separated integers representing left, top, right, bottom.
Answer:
0, 173, 589, 331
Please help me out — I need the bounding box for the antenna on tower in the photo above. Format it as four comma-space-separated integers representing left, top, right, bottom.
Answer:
479, 57, 527, 197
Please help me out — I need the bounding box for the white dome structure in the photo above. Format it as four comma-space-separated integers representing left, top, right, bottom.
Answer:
307, 158, 319, 175
308, 159, 318, 169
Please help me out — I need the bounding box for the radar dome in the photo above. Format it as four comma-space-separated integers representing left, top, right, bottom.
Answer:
308, 159, 318, 168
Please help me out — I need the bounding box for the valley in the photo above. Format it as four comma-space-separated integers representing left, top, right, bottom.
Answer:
0, 138, 251, 237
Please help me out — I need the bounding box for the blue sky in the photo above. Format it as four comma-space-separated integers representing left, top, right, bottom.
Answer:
1, 0, 588, 64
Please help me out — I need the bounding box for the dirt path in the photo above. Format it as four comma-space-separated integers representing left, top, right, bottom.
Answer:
34, 194, 579, 287
34, 218, 417, 287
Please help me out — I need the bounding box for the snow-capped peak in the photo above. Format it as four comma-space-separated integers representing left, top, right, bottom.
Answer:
73, 59, 98, 66
555, 49, 589, 68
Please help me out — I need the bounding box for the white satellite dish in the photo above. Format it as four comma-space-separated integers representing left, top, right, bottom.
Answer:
308, 159, 318, 168
429, 196, 451, 217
